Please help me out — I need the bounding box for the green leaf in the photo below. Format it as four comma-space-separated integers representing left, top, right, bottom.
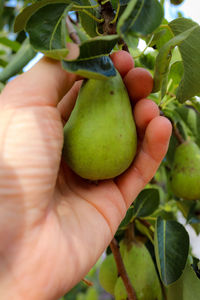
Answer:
26, 4, 69, 59
0, 58, 8, 67
62, 56, 116, 79
0, 37, 21, 52
77, 35, 119, 60
132, 188, 160, 218
120, 0, 129, 5
111, 0, 119, 10
71, 23, 89, 43
117, 0, 163, 38
123, 32, 138, 50
175, 106, 200, 147
14, 0, 76, 33
117, 0, 143, 37
0, 38, 36, 83
150, 19, 174, 50
139, 52, 156, 70
0, 0, 4, 16
154, 217, 189, 286
168, 61, 184, 87
169, 18, 200, 102
166, 263, 200, 300
118, 206, 134, 230
135, 219, 154, 243
79, 0, 98, 37
153, 24, 198, 96
131, 0, 164, 36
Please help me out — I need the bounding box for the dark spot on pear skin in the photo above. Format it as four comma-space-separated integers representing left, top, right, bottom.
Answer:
110, 91, 114, 95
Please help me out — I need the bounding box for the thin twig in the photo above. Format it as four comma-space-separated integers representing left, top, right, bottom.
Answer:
68, 15, 78, 25
110, 238, 137, 300
81, 278, 93, 286
122, 43, 130, 52
66, 16, 81, 44
173, 123, 185, 145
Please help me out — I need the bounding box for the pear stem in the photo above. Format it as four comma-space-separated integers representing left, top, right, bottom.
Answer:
110, 238, 137, 300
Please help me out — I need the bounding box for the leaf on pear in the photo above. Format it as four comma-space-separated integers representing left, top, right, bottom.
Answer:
77, 35, 119, 60
62, 56, 116, 79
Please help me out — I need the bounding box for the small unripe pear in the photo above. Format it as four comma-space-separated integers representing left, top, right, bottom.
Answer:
170, 141, 200, 200
99, 254, 118, 295
114, 241, 162, 300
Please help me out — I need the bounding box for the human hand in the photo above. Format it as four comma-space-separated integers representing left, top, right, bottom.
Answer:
0, 50, 171, 299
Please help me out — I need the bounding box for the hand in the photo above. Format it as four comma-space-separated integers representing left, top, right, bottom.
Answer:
0, 50, 172, 300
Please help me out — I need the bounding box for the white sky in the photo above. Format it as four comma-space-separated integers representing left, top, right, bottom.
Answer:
165, 0, 200, 24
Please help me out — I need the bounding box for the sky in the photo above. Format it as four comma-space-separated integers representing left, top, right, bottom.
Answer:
165, 0, 200, 24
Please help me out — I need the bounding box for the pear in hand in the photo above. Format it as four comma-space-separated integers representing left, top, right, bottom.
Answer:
63, 71, 137, 180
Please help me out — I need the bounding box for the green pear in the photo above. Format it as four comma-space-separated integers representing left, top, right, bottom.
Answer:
170, 141, 200, 200
114, 241, 162, 300
63, 71, 137, 180
166, 263, 200, 300
99, 254, 118, 295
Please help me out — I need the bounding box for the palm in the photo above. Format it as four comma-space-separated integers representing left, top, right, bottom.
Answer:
0, 55, 171, 299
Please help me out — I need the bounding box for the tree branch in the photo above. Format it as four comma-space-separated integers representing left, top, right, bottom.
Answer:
98, 0, 116, 35
110, 238, 137, 300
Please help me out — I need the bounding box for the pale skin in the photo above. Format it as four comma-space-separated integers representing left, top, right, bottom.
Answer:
0, 50, 172, 299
